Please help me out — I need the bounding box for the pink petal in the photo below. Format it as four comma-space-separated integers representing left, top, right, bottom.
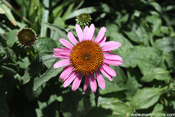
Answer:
90, 74, 97, 93
100, 67, 113, 81
83, 75, 89, 92
60, 47, 71, 50
103, 59, 123, 66
87, 24, 95, 40
76, 24, 83, 42
53, 48, 71, 53
104, 54, 123, 61
60, 65, 74, 80
53, 48, 60, 53
102, 64, 116, 77
60, 38, 74, 49
99, 36, 106, 46
95, 72, 105, 89
72, 73, 83, 91
53, 54, 69, 59
83, 26, 89, 40
54, 50, 71, 56
63, 71, 77, 87
95, 27, 106, 43
53, 59, 70, 68
102, 41, 121, 51
68, 32, 78, 45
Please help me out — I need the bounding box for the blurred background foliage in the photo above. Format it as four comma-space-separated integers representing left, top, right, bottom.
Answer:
0, 0, 175, 117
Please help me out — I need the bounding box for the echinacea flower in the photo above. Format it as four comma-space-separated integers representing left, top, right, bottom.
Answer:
53, 24, 123, 92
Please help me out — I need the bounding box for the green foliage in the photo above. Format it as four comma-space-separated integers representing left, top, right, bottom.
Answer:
0, 0, 175, 116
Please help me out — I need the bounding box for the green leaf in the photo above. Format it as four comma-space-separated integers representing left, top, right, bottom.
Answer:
164, 52, 175, 70
17, 57, 30, 69
161, 26, 170, 35
0, 3, 16, 26
0, 82, 9, 117
141, 68, 171, 83
44, 23, 68, 47
67, 7, 97, 20
62, 3, 75, 20
101, 102, 133, 117
53, 15, 65, 28
6, 29, 18, 47
124, 74, 142, 100
149, 2, 162, 13
1, 65, 16, 75
152, 103, 163, 113
154, 37, 175, 55
99, 67, 127, 95
119, 46, 162, 74
106, 24, 133, 51
146, 15, 162, 35
38, 52, 56, 68
34, 37, 57, 52
124, 23, 150, 46
129, 87, 168, 109
33, 58, 62, 90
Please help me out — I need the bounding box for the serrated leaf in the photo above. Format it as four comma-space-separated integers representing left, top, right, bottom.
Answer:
17, 57, 30, 69
146, 15, 162, 35
6, 29, 18, 47
154, 37, 175, 55
106, 24, 133, 51
33, 58, 62, 90
129, 87, 168, 109
34, 37, 57, 52
119, 46, 162, 74
38, 52, 56, 68
124, 75, 142, 100
124, 23, 150, 46
141, 68, 171, 83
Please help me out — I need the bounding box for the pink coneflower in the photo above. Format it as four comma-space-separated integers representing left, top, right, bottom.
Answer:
53, 24, 123, 92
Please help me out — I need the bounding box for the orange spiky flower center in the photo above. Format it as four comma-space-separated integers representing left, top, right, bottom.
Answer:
70, 40, 103, 75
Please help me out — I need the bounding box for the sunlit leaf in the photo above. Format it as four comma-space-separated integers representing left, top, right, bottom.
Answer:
0, 3, 16, 26
34, 37, 57, 52
119, 46, 162, 74
129, 87, 168, 109
154, 37, 175, 55
141, 68, 171, 83
6, 29, 18, 47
